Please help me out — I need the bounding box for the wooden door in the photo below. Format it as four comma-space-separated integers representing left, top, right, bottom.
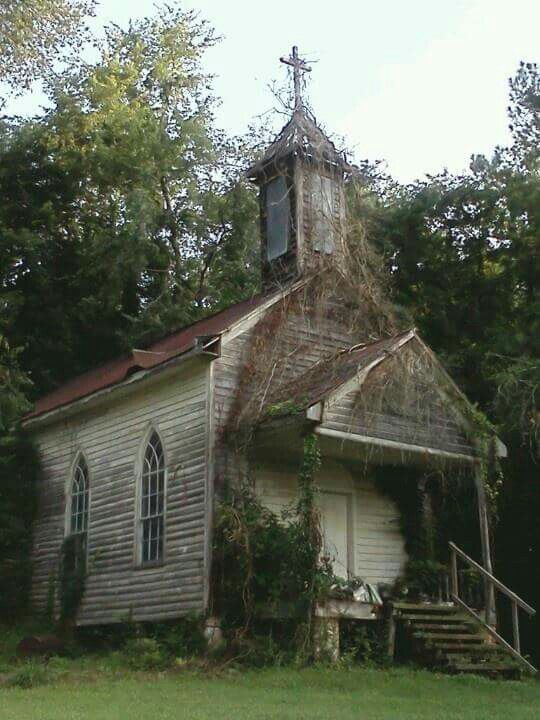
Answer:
319, 492, 350, 578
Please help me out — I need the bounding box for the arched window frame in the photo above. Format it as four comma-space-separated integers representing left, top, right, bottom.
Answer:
135, 427, 167, 566
65, 451, 91, 541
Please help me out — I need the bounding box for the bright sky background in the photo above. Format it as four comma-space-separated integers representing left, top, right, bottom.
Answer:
7, 0, 540, 182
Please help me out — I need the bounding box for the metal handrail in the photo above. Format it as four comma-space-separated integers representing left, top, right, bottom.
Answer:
449, 541, 537, 674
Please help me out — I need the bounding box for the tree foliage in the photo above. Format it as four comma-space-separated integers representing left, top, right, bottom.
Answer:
0, 429, 40, 618
0, 0, 96, 92
1, 5, 258, 397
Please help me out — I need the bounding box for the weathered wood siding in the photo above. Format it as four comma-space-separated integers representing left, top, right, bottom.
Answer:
323, 339, 475, 457
213, 307, 354, 490
300, 163, 346, 268
30, 358, 212, 624
214, 308, 353, 432
254, 461, 407, 586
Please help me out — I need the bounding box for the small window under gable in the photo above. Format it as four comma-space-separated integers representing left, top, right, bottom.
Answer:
140, 431, 165, 564
266, 175, 290, 261
70, 456, 89, 535
312, 173, 335, 254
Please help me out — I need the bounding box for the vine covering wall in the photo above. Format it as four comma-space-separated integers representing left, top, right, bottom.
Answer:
211, 435, 333, 654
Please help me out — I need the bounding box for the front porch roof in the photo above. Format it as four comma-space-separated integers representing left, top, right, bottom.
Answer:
257, 329, 506, 467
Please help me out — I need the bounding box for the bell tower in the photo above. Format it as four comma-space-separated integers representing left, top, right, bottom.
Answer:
247, 47, 350, 290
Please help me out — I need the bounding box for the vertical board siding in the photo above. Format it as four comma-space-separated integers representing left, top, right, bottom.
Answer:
31, 360, 211, 624
254, 462, 406, 587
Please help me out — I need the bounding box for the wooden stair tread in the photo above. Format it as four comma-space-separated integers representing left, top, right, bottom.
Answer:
399, 613, 469, 622
413, 632, 483, 641
393, 603, 456, 612
412, 623, 475, 631
393, 599, 530, 678
450, 662, 519, 672
443, 651, 508, 662
434, 642, 502, 652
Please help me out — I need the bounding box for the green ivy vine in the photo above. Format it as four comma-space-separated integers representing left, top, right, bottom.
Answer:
211, 434, 332, 655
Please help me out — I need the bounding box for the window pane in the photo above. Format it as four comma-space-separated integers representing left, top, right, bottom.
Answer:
266, 176, 290, 261
70, 457, 89, 537
140, 433, 165, 563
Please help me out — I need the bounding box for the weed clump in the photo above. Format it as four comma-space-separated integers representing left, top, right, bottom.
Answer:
7, 660, 50, 689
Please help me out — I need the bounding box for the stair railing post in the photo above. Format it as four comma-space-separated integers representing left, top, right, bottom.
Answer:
474, 466, 496, 626
450, 546, 458, 599
512, 601, 521, 654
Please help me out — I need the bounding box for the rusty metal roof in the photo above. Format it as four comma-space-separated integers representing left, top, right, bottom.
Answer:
26, 292, 271, 421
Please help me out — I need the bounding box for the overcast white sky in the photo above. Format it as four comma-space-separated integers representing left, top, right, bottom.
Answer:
7, 0, 540, 182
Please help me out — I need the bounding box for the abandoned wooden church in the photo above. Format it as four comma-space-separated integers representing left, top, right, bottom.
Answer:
24, 48, 535, 675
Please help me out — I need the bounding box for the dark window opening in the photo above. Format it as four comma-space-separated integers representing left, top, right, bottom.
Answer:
266, 175, 290, 261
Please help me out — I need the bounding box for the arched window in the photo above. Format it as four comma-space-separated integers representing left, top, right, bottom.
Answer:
139, 431, 165, 564
70, 455, 89, 535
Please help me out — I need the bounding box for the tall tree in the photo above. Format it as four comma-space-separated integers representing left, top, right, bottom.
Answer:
0, 5, 258, 397
0, 0, 96, 92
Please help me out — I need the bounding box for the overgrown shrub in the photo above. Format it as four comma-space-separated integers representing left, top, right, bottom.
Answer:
123, 638, 169, 671
400, 559, 447, 600
7, 660, 50, 689
227, 633, 291, 668
211, 435, 327, 640
375, 464, 482, 599
150, 616, 206, 658
340, 621, 387, 667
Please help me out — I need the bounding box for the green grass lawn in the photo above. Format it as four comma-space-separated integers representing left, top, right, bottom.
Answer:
2, 664, 540, 720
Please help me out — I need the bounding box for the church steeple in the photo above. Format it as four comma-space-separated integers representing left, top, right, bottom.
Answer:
248, 46, 350, 290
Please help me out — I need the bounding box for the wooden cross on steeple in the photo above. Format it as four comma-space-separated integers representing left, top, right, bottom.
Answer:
280, 45, 312, 110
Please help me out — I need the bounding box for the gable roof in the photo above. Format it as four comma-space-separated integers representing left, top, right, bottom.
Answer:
260, 328, 506, 459
25, 292, 273, 422
262, 330, 415, 419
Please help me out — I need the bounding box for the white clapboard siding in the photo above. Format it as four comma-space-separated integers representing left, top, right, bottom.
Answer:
30, 357, 212, 624
354, 475, 407, 585
254, 462, 406, 587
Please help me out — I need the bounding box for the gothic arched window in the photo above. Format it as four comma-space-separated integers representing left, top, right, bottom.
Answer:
139, 431, 166, 564
70, 455, 89, 535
